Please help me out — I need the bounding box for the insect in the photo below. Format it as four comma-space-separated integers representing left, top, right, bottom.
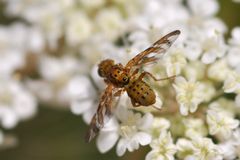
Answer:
85, 30, 181, 142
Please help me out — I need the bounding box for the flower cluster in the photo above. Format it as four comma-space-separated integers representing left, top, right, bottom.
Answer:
0, 0, 240, 159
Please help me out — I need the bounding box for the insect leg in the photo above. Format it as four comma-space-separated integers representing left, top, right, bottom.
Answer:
114, 88, 125, 97
138, 71, 176, 81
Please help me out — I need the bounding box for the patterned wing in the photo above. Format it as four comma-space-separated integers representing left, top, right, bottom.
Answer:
125, 30, 181, 70
85, 84, 114, 142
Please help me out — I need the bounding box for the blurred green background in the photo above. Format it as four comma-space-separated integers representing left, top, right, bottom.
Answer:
0, 1, 240, 160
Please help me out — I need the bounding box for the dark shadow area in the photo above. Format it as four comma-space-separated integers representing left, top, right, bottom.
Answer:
0, 107, 118, 160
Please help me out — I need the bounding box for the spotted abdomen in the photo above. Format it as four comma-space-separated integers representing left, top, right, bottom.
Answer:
125, 80, 156, 106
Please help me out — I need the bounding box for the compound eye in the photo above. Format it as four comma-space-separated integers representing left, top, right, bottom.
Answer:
122, 76, 129, 84
98, 68, 104, 77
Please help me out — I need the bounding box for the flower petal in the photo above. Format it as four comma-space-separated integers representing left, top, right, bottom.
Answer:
180, 104, 188, 116
116, 138, 127, 156
201, 52, 216, 64
82, 108, 95, 124
138, 113, 153, 130
70, 100, 94, 115
128, 139, 139, 152
134, 132, 152, 146
97, 131, 119, 153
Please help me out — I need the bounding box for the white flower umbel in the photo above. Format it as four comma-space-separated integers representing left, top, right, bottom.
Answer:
173, 77, 204, 116
96, 107, 153, 156
145, 131, 176, 160
192, 137, 222, 160
207, 102, 239, 139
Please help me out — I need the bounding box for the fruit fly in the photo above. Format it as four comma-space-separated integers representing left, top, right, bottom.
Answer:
85, 30, 181, 142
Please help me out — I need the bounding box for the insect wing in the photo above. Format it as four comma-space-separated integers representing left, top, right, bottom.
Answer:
85, 85, 114, 142
126, 30, 181, 70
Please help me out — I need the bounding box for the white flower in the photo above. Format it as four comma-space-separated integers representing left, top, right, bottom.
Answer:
200, 30, 227, 64
229, 27, 240, 46
183, 118, 208, 139
218, 141, 236, 160
176, 138, 195, 160
96, 118, 120, 153
95, 7, 125, 41
116, 109, 153, 156
23, 2, 62, 49
79, 0, 105, 9
187, 0, 219, 17
0, 79, 37, 129
65, 11, 93, 46
208, 59, 231, 81
68, 75, 96, 113
173, 77, 204, 116
192, 137, 222, 160
183, 61, 206, 81
0, 50, 24, 79
0, 23, 44, 80
0, 24, 30, 78
207, 103, 239, 139
223, 71, 240, 93
67, 64, 104, 123
232, 129, 240, 147
200, 82, 216, 103
227, 27, 240, 71
96, 107, 153, 156
183, 39, 202, 61
227, 47, 240, 71
25, 27, 44, 53
164, 48, 187, 76
68, 74, 98, 123
150, 118, 170, 138
145, 131, 176, 160
33, 55, 82, 105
